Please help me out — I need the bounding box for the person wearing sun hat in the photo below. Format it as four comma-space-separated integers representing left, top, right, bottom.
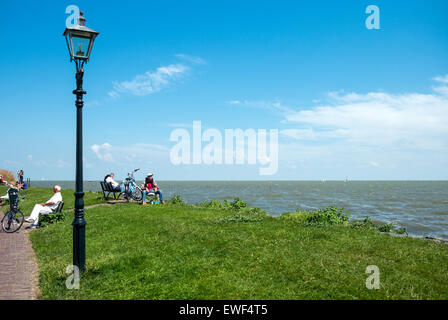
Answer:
141, 173, 165, 205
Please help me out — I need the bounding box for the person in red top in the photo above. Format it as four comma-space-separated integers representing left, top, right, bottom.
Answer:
142, 173, 165, 205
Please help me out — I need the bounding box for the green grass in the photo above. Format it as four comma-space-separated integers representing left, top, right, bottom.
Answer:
22, 187, 448, 300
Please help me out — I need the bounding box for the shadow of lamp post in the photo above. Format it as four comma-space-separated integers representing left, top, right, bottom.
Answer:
63, 11, 99, 272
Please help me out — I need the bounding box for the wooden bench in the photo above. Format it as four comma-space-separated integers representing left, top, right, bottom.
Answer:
41, 201, 65, 216
100, 182, 122, 200
39, 201, 65, 227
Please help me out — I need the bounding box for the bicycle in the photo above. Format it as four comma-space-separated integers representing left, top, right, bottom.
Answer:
1, 188, 25, 233
122, 168, 143, 201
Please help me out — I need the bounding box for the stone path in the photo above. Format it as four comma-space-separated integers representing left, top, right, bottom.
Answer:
0, 209, 40, 300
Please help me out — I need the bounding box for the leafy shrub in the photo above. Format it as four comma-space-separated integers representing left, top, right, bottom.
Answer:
170, 194, 185, 205
241, 206, 268, 217
351, 216, 408, 235
39, 211, 65, 227
377, 223, 395, 233
198, 198, 248, 211
198, 199, 224, 209
394, 227, 409, 235
351, 216, 376, 230
302, 206, 351, 227
230, 197, 247, 210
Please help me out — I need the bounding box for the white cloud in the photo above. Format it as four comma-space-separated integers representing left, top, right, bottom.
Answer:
233, 74, 448, 179
107, 91, 120, 99
434, 75, 448, 83
91, 143, 114, 162
112, 64, 189, 96
282, 87, 448, 150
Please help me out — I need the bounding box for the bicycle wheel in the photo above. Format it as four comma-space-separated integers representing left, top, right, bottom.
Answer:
131, 186, 143, 201
1, 210, 24, 233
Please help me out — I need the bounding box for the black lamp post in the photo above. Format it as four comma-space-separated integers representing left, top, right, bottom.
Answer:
63, 11, 99, 272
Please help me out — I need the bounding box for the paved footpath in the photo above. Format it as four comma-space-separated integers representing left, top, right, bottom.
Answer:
0, 209, 40, 300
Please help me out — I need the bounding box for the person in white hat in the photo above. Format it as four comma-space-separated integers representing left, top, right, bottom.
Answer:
141, 173, 165, 205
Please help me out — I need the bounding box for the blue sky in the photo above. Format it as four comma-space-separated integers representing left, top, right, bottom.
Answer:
1, 0, 448, 181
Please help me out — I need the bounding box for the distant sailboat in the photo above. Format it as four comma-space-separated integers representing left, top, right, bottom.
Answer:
344, 176, 349, 182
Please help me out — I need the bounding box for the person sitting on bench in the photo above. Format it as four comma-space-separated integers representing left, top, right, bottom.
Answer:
104, 173, 127, 199
25, 185, 63, 229
104, 173, 123, 192
142, 173, 165, 205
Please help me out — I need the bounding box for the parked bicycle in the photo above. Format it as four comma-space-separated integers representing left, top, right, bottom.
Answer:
1, 188, 25, 233
122, 168, 143, 201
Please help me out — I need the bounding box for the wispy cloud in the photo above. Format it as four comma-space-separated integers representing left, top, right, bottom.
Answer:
107, 91, 120, 99
433, 75, 448, 83
175, 53, 206, 65
227, 99, 293, 114
283, 87, 448, 150
104, 54, 204, 101
111, 64, 189, 97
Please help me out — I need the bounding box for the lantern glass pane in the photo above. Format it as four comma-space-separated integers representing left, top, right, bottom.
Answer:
72, 36, 91, 59
65, 34, 74, 59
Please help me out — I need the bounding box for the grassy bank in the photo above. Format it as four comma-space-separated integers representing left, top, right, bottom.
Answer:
0, 185, 105, 214
15, 187, 448, 299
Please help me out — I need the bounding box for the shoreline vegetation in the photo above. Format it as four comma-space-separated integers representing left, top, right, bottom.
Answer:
1, 186, 447, 299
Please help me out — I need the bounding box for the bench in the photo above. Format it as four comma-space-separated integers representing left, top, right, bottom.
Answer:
41, 201, 65, 216
39, 201, 65, 227
100, 182, 122, 200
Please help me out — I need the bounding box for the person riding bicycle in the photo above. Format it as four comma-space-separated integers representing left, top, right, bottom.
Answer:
141, 173, 165, 205
25, 185, 63, 229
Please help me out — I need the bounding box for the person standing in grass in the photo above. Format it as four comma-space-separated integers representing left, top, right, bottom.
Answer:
25, 185, 63, 229
17, 170, 24, 185
142, 173, 165, 205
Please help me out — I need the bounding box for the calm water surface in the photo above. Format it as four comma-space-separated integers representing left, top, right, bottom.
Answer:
33, 181, 448, 239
